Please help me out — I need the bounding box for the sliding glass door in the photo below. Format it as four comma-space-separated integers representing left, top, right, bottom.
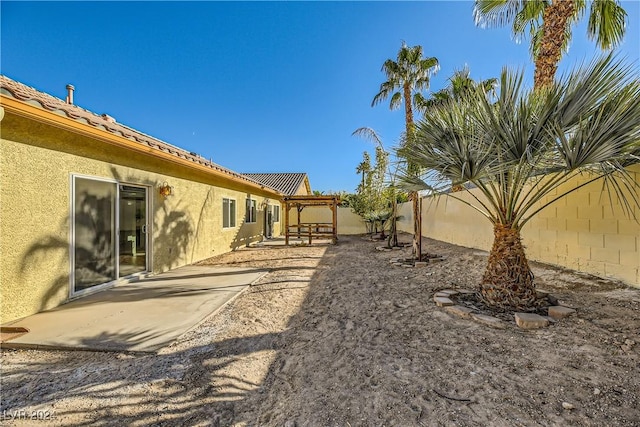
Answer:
72, 176, 149, 296
118, 185, 147, 277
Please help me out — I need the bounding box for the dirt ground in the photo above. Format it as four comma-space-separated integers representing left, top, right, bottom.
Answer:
1, 234, 639, 426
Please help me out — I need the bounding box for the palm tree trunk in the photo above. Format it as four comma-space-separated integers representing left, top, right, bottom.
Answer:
403, 83, 422, 259
534, 0, 575, 89
387, 193, 399, 248
480, 224, 537, 309
412, 193, 422, 259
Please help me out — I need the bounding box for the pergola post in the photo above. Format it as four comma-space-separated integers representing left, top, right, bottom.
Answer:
331, 199, 338, 243
285, 200, 290, 245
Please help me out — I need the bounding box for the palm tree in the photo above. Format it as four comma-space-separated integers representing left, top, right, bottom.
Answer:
417, 66, 498, 112
372, 42, 439, 259
474, 0, 628, 88
400, 55, 640, 309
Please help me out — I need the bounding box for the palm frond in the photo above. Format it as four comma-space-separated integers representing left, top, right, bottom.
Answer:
474, 0, 528, 28
352, 127, 384, 147
389, 92, 403, 110
588, 0, 628, 49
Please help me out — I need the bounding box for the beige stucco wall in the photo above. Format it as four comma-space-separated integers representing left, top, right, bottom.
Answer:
294, 178, 311, 196
1, 113, 279, 323
397, 167, 640, 286
293, 206, 368, 235
396, 201, 414, 234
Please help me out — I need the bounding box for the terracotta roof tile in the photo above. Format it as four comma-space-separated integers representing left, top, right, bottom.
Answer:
0, 75, 274, 192
242, 173, 309, 196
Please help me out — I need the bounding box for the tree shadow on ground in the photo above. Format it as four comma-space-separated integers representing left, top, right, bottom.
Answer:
5, 236, 640, 425
1, 240, 331, 425
0, 329, 283, 426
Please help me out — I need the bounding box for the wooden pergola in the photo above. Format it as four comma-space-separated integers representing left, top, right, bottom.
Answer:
283, 195, 340, 245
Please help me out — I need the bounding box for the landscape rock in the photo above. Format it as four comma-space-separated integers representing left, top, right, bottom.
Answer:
471, 313, 506, 329
515, 313, 549, 329
444, 305, 474, 319
439, 289, 459, 297
548, 306, 577, 319
433, 296, 455, 307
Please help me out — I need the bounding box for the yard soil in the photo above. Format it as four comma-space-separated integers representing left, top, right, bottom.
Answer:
2, 234, 639, 426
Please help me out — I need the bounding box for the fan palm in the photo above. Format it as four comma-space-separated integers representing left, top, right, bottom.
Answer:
474, 0, 628, 88
417, 66, 498, 112
400, 55, 640, 309
372, 42, 440, 140
372, 42, 439, 258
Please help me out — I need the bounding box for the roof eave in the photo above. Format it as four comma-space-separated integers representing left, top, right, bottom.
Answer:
0, 97, 282, 198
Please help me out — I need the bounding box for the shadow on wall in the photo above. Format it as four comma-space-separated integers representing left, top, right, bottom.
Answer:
227, 194, 266, 251
18, 170, 194, 316
153, 197, 194, 273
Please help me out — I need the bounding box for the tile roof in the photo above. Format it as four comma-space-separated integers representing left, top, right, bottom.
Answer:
242, 173, 309, 196
0, 75, 275, 192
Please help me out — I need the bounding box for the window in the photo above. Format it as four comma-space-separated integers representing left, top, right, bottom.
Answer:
246, 198, 257, 223
272, 205, 280, 222
223, 198, 236, 228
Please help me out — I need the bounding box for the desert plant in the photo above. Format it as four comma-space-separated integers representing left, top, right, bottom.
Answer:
352, 127, 407, 247
400, 55, 640, 309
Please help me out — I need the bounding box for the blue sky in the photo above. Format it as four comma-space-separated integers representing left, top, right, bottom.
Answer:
2, 1, 639, 193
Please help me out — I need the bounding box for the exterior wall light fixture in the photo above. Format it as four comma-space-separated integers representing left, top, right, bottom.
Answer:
159, 182, 173, 198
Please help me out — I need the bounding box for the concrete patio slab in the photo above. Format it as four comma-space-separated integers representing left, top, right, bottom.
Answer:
1, 265, 266, 353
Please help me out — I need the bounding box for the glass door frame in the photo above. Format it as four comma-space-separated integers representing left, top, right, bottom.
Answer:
69, 174, 151, 299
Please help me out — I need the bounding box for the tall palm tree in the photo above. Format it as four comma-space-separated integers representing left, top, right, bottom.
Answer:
372, 42, 439, 259
400, 55, 640, 309
474, 0, 628, 88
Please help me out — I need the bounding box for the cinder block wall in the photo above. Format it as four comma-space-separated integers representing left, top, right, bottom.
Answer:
397, 166, 640, 287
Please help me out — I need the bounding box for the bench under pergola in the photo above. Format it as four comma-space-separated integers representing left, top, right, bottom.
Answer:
283, 195, 339, 245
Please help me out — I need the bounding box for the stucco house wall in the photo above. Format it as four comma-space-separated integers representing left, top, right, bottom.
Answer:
1, 101, 280, 323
